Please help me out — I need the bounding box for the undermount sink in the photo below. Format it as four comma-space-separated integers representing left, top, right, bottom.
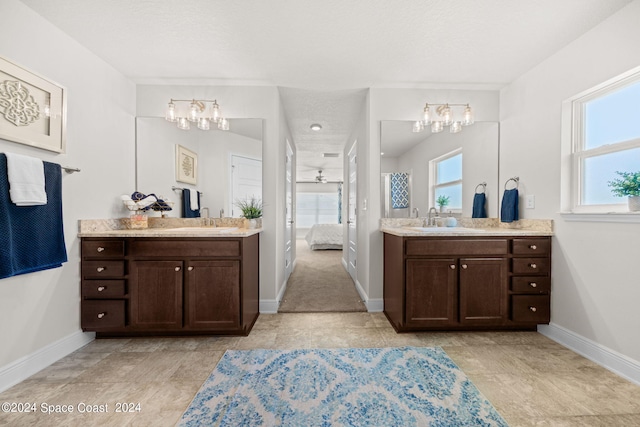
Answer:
164, 227, 239, 233
403, 226, 486, 233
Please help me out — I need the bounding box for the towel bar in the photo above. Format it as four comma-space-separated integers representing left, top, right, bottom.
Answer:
62, 166, 80, 174
504, 176, 519, 190
172, 185, 204, 195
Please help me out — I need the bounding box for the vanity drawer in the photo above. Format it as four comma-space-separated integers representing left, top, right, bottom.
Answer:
511, 295, 550, 323
406, 239, 508, 256
129, 240, 241, 257
82, 260, 125, 278
511, 277, 550, 293
82, 280, 126, 298
82, 300, 125, 329
82, 240, 125, 258
512, 257, 550, 275
512, 238, 550, 256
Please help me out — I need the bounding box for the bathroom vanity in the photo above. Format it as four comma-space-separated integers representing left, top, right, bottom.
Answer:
79, 225, 260, 336
382, 224, 551, 332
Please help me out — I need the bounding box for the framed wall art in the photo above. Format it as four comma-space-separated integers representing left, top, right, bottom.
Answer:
0, 55, 66, 153
176, 144, 198, 185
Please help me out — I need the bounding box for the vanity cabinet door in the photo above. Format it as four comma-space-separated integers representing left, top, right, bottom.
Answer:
186, 260, 240, 330
459, 258, 508, 324
405, 258, 457, 327
130, 260, 183, 329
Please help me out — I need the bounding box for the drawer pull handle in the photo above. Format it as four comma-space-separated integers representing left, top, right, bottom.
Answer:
530, 282, 537, 288
529, 263, 537, 269
97, 286, 106, 292
529, 245, 537, 250
450, 265, 456, 270
175, 267, 181, 272
188, 266, 194, 271
97, 247, 105, 252
97, 312, 106, 319
461, 264, 468, 269
529, 306, 537, 313
96, 267, 105, 272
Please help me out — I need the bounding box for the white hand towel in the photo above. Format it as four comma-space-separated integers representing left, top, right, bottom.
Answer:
5, 153, 47, 206
136, 194, 157, 209
190, 190, 199, 210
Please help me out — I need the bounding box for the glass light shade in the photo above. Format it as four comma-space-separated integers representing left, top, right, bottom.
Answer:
412, 121, 424, 133
450, 121, 462, 133
431, 121, 444, 133
177, 117, 190, 130
422, 105, 431, 124
197, 117, 210, 130
188, 101, 199, 122
462, 105, 474, 126
211, 101, 221, 123
217, 117, 229, 131
165, 101, 176, 122
441, 105, 453, 126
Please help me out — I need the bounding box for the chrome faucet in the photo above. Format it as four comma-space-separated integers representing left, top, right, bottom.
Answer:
413, 207, 420, 218
427, 207, 438, 226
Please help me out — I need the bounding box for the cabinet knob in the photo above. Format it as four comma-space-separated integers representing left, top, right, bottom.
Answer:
461, 264, 468, 269
175, 267, 181, 271
96, 267, 105, 272
450, 265, 456, 270
529, 263, 537, 269
97, 312, 106, 319
97, 247, 105, 252
530, 282, 537, 288
97, 286, 106, 292
188, 266, 194, 271
529, 245, 537, 250
529, 306, 537, 313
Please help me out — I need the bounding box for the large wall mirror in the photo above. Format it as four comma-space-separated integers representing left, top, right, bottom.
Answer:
136, 117, 263, 218
380, 121, 499, 218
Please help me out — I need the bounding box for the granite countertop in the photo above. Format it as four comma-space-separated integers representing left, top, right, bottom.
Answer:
380, 217, 554, 237
78, 218, 262, 238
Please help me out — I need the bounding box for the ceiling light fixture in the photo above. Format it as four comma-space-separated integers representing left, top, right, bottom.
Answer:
310, 123, 322, 131
315, 170, 328, 184
413, 103, 474, 134
165, 99, 229, 131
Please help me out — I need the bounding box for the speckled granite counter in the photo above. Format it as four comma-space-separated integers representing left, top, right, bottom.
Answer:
78, 217, 262, 238
380, 217, 553, 237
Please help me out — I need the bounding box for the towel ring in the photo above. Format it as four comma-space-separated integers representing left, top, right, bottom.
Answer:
504, 176, 519, 190
474, 182, 487, 194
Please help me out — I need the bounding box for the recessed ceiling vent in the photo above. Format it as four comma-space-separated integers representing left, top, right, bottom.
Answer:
323, 153, 340, 158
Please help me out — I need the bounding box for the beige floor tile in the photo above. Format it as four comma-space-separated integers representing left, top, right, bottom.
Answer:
443, 345, 537, 375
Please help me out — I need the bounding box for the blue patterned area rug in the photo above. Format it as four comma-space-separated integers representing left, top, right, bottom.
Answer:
177, 346, 508, 426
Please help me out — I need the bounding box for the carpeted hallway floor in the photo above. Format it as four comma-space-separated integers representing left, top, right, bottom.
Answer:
278, 239, 366, 312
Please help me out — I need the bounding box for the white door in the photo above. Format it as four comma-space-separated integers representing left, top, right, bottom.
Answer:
230, 155, 262, 217
347, 142, 357, 282
284, 140, 294, 281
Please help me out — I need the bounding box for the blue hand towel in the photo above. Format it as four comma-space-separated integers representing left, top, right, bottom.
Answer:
182, 189, 200, 218
472, 193, 487, 218
500, 188, 519, 223
0, 154, 68, 279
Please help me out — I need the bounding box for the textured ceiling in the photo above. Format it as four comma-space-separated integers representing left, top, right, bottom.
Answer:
18, 0, 633, 181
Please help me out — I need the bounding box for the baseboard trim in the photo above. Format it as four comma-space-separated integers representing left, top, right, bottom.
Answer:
259, 299, 279, 314
538, 323, 640, 386
0, 330, 95, 393
365, 299, 384, 312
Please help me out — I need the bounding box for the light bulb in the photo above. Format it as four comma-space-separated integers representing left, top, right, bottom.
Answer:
211, 100, 220, 123
441, 105, 453, 126
197, 117, 210, 130
431, 121, 444, 133
412, 121, 424, 133
450, 121, 462, 133
422, 104, 431, 124
165, 101, 176, 122
188, 100, 199, 122
177, 117, 190, 130
462, 104, 474, 126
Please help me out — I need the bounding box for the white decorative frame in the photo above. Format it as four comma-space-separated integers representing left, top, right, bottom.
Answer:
176, 144, 198, 185
0, 55, 66, 153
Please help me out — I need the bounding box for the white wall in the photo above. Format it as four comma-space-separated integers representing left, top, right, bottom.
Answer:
136, 85, 285, 310
500, 0, 640, 367
0, 0, 135, 386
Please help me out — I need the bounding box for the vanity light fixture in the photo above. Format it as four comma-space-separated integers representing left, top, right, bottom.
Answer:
414, 103, 474, 134
165, 99, 229, 131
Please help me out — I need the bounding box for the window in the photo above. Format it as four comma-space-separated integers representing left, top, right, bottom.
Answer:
296, 191, 340, 227
565, 67, 640, 216
431, 149, 462, 210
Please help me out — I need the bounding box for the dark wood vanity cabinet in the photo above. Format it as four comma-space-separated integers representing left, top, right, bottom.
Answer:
80, 234, 259, 336
384, 233, 551, 332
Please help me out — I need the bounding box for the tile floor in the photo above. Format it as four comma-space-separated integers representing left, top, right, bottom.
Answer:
1, 313, 639, 426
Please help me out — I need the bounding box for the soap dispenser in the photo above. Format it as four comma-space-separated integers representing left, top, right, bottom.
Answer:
445, 211, 457, 227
